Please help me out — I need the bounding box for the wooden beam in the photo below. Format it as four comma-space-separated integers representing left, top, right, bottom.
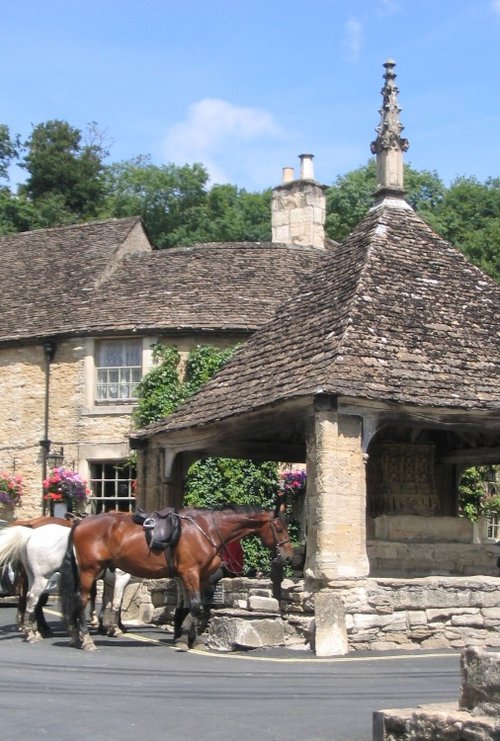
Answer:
440, 447, 500, 464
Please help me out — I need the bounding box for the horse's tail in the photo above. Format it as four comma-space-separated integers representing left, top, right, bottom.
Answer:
0, 526, 32, 566
59, 525, 81, 634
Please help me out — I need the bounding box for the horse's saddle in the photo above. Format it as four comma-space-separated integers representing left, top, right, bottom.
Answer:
132, 506, 181, 551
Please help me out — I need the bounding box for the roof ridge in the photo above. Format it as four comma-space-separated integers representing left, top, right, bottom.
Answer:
0, 215, 142, 241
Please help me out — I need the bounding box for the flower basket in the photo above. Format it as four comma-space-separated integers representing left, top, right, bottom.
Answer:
43, 467, 89, 514
0, 471, 23, 521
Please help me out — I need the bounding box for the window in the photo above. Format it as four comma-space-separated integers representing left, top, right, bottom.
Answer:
488, 513, 500, 541
96, 339, 142, 402
88, 461, 136, 514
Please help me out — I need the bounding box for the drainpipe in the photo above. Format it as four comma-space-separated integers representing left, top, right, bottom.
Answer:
40, 339, 56, 514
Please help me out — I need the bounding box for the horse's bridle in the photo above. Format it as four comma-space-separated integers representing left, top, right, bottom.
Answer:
179, 512, 290, 555
269, 515, 291, 549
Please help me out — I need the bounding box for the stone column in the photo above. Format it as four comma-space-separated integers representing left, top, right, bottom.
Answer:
304, 399, 369, 655
304, 399, 369, 582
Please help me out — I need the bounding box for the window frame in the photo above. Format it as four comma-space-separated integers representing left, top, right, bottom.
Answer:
87, 460, 136, 514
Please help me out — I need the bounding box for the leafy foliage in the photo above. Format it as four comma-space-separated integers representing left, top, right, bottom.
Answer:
0, 124, 19, 184
184, 457, 279, 574
458, 466, 500, 521
424, 176, 500, 282
325, 159, 446, 242
99, 157, 271, 247
133, 345, 184, 426
20, 120, 108, 223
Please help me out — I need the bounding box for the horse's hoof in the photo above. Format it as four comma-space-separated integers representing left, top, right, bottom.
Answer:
25, 632, 43, 643
174, 640, 189, 652
81, 635, 98, 651
107, 627, 124, 638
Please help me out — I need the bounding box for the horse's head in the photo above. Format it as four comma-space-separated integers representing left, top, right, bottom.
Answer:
261, 512, 294, 565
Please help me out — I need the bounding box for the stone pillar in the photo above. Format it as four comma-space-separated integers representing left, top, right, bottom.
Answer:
314, 590, 348, 656
304, 399, 369, 582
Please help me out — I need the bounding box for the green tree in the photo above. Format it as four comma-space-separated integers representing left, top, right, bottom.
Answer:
101, 157, 272, 247
0, 189, 39, 235
0, 124, 19, 184
203, 184, 271, 243
100, 157, 211, 247
425, 176, 500, 282
20, 119, 108, 224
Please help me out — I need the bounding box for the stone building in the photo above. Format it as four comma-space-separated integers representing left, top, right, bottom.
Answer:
0, 168, 328, 519
132, 60, 500, 654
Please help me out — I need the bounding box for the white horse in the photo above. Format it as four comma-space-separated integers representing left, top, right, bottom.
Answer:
0, 524, 70, 642
0, 524, 131, 642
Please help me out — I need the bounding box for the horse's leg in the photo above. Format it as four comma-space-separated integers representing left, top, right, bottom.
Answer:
103, 569, 130, 637
16, 568, 28, 632
34, 593, 51, 637
18, 568, 51, 637
88, 579, 99, 629
23, 574, 51, 643
72, 569, 99, 651
174, 578, 202, 651
173, 580, 190, 649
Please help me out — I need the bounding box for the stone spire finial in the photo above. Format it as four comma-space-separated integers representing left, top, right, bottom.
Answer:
370, 59, 409, 200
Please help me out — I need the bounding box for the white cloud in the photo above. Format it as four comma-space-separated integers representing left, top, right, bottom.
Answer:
378, 0, 400, 14
162, 98, 286, 184
343, 18, 364, 60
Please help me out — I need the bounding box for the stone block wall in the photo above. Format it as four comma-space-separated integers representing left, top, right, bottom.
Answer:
374, 647, 500, 740
121, 574, 500, 655
368, 540, 500, 577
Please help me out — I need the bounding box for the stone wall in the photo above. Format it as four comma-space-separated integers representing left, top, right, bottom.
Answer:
374, 646, 500, 740
120, 573, 500, 655
368, 540, 500, 577
368, 515, 498, 577
0, 340, 133, 519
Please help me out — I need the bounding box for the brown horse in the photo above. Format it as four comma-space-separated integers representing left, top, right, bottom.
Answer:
59, 505, 294, 651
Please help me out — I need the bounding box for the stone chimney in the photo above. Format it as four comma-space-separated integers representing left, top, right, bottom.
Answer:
370, 59, 409, 201
271, 154, 326, 248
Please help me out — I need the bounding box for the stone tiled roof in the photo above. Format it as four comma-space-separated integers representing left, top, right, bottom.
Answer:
84, 242, 328, 334
0, 218, 328, 343
0, 217, 146, 342
138, 197, 500, 437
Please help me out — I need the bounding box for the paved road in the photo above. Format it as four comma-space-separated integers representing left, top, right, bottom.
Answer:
0, 600, 461, 741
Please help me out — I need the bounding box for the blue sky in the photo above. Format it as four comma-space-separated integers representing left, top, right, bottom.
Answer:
1, 0, 499, 191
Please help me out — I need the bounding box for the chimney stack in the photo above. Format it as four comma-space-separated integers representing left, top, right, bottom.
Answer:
271, 154, 326, 248
299, 154, 315, 180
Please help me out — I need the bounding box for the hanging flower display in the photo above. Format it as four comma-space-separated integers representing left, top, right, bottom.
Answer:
278, 469, 307, 501
43, 467, 89, 506
0, 471, 23, 507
